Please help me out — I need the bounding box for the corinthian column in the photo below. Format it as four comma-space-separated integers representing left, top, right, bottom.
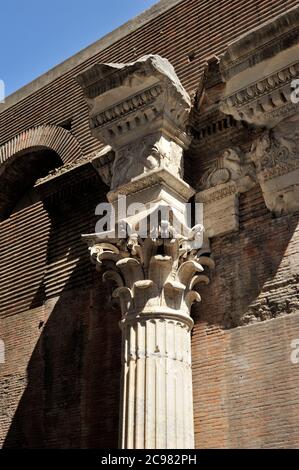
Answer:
86, 233, 213, 449
76, 55, 214, 449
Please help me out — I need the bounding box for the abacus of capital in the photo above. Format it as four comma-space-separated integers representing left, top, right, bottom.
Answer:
76, 55, 214, 449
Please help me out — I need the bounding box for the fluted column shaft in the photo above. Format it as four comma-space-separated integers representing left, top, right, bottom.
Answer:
119, 316, 194, 449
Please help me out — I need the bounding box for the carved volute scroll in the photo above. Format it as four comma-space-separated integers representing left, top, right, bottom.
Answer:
83, 221, 214, 449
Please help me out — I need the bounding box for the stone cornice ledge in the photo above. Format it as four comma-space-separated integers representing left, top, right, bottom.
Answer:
220, 5, 299, 128
221, 4, 299, 80
107, 167, 194, 203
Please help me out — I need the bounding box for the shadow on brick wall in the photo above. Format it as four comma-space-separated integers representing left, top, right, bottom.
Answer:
3, 177, 122, 449
192, 186, 299, 329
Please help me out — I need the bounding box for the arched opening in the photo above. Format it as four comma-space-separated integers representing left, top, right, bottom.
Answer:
0, 124, 83, 220
0, 147, 63, 220
0, 125, 83, 316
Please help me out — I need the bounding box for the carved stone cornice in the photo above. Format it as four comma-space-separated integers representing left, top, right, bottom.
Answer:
221, 62, 299, 127
107, 167, 194, 205
90, 84, 163, 130
76, 55, 192, 194
216, 5, 299, 218
190, 112, 242, 147
220, 5, 299, 81
76, 55, 190, 141
220, 5, 299, 128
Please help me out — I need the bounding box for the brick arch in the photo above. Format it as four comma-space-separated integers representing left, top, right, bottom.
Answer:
0, 125, 83, 221
0, 124, 83, 165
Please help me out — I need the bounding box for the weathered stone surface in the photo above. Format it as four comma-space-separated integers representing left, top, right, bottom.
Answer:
1, 0, 299, 452
77, 56, 213, 448
76, 55, 191, 194
78, 54, 207, 449
220, 5, 299, 128
248, 116, 299, 215
196, 148, 255, 237
83, 224, 213, 449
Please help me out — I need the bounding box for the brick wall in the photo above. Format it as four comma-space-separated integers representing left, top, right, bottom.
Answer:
192, 314, 299, 448
0, 0, 299, 449
192, 187, 299, 448
0, 174, 122, 448
0, 283, 121, 448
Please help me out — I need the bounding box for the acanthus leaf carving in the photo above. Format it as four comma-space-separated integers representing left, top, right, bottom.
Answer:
85, 222, 213, 327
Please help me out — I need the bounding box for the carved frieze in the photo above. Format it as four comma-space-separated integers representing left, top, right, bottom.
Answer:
249, 128, 299, 181
196, 148, 255, 237
111, 133, 184, 190
199, 147, 255, 192
248, 120, 299, 215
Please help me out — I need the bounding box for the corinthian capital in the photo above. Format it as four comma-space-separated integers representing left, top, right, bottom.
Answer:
84, 226, 213, 329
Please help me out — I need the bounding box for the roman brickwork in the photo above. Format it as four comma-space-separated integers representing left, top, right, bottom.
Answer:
0, 0, 299, 449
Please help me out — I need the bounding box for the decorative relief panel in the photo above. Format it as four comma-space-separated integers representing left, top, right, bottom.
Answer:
248, 118, 299, 215
111, 133, 183, 190
196, 148, 255, 238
